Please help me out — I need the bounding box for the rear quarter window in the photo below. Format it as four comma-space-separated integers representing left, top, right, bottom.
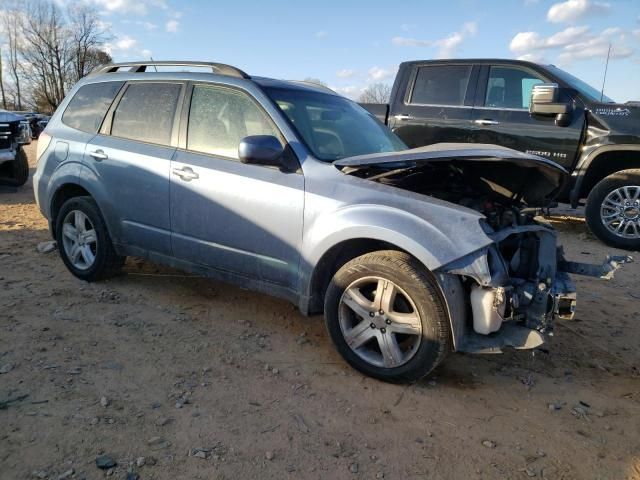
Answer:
62, 82, 124, 133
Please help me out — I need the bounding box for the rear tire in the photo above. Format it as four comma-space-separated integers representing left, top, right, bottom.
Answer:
0, 148, 29, 187
324, 250, 451, 383
586, 169, 640, 250
55, 196, 125, 281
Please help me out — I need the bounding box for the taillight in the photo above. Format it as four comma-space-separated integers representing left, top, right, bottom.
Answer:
36, 132, 52, 163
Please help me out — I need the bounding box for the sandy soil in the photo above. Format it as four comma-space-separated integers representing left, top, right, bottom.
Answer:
1, 142, 639, 480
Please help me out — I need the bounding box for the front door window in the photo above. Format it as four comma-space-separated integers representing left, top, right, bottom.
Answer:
484, 66, 545, 109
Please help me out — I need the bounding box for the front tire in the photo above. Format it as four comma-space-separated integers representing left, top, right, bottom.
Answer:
586, 169, 640, 250
324, 250, 451, 383
55, 196, 125, 281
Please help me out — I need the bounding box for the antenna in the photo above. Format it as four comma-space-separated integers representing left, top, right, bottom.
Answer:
149, 56, 158, 72
600, 44, 611, 102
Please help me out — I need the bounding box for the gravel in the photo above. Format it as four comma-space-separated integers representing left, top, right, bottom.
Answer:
95, 455, 116, 470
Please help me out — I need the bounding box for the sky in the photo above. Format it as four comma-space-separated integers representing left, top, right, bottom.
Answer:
79, 0, 639, 102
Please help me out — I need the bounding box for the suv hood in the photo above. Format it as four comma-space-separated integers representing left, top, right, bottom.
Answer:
0, 111, 26, 124
334, 143, 568, 207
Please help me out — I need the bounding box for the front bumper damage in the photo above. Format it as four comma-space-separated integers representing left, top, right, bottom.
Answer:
439, 224, 632, 354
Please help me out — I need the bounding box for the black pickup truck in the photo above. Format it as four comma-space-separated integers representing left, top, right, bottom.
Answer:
0, 110, 31, 187
361, 59, 640, 250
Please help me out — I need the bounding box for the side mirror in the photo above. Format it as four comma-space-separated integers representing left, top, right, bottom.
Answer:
238, 135, 284, 167
531, 83, 559, 104
530, 83, 570, 116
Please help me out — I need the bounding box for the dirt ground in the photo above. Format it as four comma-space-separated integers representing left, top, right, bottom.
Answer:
1, 142, 639, 480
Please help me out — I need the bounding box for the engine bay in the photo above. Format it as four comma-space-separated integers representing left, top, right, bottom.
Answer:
336, 145, 629, 352
362, 163, 543, 227
345, 161, 574, 349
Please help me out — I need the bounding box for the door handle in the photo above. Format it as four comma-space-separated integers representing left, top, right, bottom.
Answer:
172, 166, 199, 181
474, 119, 500, 126
88, 149, 108, 161
393, 114, 414, 121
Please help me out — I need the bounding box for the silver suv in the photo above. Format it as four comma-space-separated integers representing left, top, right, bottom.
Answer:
34, 61, 627, 383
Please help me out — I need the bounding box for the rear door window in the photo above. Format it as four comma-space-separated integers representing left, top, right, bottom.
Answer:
62, 81, 124, 133
484, 66, 545, 109
410, 65, 472, 106
110, 82, 182, 146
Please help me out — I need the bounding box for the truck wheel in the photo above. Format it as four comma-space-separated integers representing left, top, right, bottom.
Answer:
2, 149, 29, 187
586, 169, 640, 250
55, 196, 125, 282
324, 250, 451, 383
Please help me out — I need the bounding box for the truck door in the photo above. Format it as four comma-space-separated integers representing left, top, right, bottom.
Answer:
388, 64, 478, 148
469, 64, 584, 169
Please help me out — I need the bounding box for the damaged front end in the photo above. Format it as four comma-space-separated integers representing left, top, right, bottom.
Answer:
442, 226, 630, 353
336, 143, 632, 353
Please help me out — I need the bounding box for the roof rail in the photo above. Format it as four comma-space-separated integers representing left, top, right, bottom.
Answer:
91, 61, 250, 79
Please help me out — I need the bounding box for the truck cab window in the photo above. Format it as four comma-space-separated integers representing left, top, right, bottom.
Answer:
485, 66, 544, 109
410, 65, 472, 106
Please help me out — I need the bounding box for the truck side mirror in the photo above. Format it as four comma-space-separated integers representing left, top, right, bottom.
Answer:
530, 83, 570, 116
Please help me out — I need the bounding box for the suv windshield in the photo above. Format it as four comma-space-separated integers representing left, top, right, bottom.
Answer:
546, 65, 615, 103
264, 87, 406, 161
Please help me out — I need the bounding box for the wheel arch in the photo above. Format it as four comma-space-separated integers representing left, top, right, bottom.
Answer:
50, 183, 92, 233
573, 145, 640, 205
304, 237, 404, 314
49, 179, 116, 240
299, 205, 492, 315
307, 240, 468, 352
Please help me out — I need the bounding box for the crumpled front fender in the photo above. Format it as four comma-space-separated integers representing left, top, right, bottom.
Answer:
303, 203, 494, 275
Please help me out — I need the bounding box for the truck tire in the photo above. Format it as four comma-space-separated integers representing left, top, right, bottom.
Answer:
586, 169, 640, 250
324, 250, 451, 383
55, 196, 126, 281
1, 148, 29, 187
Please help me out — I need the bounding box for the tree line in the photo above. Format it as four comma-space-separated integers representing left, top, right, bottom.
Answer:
0, 0, 390, 113
0, 0, 112, 113
304, 77, 392, 103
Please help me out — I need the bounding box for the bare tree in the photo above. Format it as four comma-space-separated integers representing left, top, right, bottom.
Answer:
19, 1, 71, 109
2, 6, 23, 109
0, 46, 7, 108
9, 0, 111, 111
358, 83, 392, 103
67, 3, 110, 82
81, 48, 112, 75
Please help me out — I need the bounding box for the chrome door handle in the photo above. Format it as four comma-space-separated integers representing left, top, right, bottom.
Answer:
474, 119, 500, 126
89, 149, 108, 161
172, 166, 199, 181
393, 114, 414, 121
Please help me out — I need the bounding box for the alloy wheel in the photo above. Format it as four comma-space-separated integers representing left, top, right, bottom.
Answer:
338, 276, 423, 369
61, 210, 98, 270
600, 186, 640, 239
